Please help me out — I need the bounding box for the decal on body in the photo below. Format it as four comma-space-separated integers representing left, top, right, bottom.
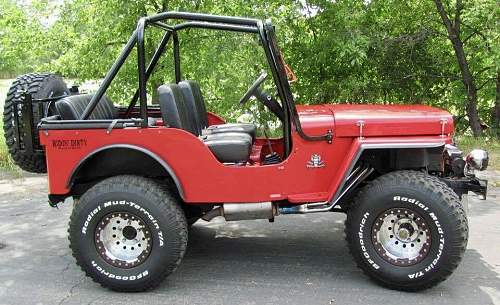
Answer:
307, 154, 325, 168
52, 139, 87, 150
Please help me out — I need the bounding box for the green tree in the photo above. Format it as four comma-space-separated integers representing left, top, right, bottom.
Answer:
0, 0, 45, 75
0, 0, 498, 135
434, 0, 499, 136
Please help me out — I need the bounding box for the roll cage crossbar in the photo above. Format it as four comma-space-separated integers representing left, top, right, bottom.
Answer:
79, 11, 332, 157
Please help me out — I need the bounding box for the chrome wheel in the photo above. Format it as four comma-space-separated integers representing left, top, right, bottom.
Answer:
372, 208, 431, 266
95, 212, 152, 268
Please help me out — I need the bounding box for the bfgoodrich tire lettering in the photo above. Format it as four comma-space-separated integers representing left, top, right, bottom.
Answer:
69, 175, 188, 292
345, 170, 468, 291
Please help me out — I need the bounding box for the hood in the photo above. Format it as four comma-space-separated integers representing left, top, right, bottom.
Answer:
297, 104, 454, 137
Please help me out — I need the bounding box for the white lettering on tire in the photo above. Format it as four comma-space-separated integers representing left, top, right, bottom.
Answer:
82, 206, 101, 234
91, 260, 149, 281
81, 200, 164, 247
358, 212, 380, 270
408, 212, 445, 279
391, 196, 445, 280
393, 196, 429, 211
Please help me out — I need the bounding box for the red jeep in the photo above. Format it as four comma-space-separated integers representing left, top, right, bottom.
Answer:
3, 12, 489, 292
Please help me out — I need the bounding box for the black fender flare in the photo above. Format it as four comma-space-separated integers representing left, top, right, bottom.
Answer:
330, 141, 446, 204
67, 144, 185, 200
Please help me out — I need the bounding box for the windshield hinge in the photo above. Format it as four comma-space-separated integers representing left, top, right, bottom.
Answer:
356, 120, 365, 139
326, 129, 333, 144
440, 118, 448, 137
106, 119, 119, 134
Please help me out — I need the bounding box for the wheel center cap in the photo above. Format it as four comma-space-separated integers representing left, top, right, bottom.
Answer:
122, 225, 138, 240
398, 228, 410, 240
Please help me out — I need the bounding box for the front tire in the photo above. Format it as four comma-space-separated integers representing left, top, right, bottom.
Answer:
345, 170, 468, 291
68, 175, 188, 291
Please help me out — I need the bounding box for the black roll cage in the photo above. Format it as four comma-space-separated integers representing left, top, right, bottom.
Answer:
76, 11, 332, 157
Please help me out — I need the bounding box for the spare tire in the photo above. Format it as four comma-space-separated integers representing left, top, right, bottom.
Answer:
3, 73, 69, 173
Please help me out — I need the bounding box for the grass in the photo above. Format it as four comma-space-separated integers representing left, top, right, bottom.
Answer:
0, 79, 11, 102
0, 122, 18, 171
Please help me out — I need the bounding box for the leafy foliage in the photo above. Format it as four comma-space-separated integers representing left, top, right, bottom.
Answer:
0, 0, 498, 135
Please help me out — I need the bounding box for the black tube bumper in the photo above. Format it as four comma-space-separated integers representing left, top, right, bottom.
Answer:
441, 176, 488, 200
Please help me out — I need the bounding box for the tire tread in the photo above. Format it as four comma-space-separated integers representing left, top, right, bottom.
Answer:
345, 170, 468, 291
3, 73, 68, 173
68, 175, 188, 292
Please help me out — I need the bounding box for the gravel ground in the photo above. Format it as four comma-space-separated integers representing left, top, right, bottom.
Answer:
0, 171, 499, 305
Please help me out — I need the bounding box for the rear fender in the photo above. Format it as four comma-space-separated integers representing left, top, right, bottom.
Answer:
68, 144, 184, 199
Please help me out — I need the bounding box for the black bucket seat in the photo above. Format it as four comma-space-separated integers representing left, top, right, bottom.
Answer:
55, 94, 118, 120
158, 84, 252, 164
178, 80, 256, 139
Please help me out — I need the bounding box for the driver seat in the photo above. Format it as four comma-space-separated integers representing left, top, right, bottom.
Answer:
158, 84, 252, 164
178, 80, 256, 139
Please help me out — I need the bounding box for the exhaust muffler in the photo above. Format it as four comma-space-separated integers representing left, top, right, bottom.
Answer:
202, 202, 277, 221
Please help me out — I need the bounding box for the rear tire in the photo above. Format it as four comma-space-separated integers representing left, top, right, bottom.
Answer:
345, 170, 468, 291
3, 73, 69, 173
68, 175, 188, 291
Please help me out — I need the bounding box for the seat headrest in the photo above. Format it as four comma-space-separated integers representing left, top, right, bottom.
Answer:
178, 82, 202, 135
179, 80, 209, 128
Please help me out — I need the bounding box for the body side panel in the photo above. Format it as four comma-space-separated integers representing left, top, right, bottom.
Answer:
40, 126, 353, 203
40, 126, 452, 204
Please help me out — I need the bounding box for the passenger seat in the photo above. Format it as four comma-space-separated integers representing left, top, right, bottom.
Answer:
178, 80, 256, 139
158, 84, 252, 164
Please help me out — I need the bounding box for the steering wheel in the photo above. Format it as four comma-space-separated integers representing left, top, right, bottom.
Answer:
239, 72, 268, 104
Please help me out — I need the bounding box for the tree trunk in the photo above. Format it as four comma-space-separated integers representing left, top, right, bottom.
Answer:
434, 0, 482, 136
493, 71, 500, 137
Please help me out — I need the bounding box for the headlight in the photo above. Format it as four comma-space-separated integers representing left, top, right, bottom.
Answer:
466, 149, 489, 171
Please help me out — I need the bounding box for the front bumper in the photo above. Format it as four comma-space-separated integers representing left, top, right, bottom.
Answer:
441, 176, 488, 200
